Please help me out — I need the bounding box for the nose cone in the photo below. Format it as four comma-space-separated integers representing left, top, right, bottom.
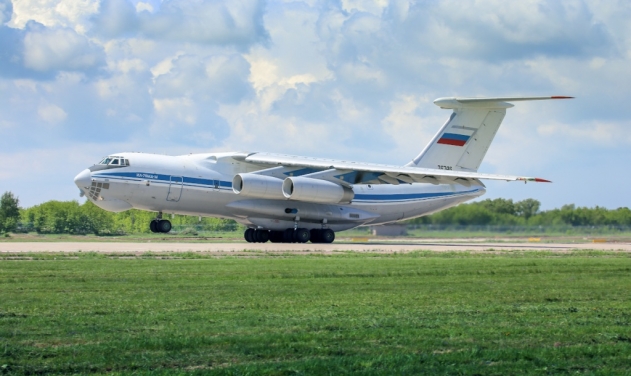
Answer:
74, 169, 92, 189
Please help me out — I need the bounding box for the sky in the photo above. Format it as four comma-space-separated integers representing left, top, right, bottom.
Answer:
0, 0, 630, 210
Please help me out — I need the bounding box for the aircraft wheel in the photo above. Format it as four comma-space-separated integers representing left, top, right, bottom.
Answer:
283, 229, 295, 243
244, 228, 255, 243
321, 229, 335, 243
150, 220, 158, 233
255, 230, 269, 243
158, 220, 172, 233
294, 228, 310, 243
269, 231, 283, 243
310, 229, 321, 243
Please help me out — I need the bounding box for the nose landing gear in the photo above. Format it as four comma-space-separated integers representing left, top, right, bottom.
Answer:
149, 213, 172, 233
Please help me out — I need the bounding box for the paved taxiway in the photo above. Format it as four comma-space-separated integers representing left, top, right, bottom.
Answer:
1, 240, 630, 253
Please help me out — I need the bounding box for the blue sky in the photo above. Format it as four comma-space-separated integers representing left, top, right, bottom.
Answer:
0, 0, 630, 210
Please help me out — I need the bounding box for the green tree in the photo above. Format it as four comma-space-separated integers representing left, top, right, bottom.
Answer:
479, 198, 516, 216
515, 199, 541, 220
0, 191, 21, 233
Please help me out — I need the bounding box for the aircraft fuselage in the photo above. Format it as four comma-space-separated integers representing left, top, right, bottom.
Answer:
74, 152, 485, 233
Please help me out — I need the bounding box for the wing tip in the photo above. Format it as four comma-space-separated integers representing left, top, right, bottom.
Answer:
517, 177, 552, 183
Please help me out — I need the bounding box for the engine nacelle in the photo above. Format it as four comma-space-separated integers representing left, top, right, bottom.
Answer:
232, 174, 285, 200
282, 177, 354, 204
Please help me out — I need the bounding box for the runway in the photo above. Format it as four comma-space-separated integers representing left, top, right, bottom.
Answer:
1, 240, 630, 253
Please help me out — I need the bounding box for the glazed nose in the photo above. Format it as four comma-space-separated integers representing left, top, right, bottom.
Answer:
74, 169, 92, 189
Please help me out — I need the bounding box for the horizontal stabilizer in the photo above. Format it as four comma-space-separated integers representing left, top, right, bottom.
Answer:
434, 96, 573, 109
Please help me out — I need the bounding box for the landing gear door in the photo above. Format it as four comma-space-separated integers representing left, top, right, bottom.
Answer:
167, 176, 183, 202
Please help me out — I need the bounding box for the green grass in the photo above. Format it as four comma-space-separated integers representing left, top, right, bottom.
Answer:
1, 251, 631, 374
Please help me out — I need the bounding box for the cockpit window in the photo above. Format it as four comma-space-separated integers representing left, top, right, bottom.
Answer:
95, 156, 130, 167
90, 156, 130, 172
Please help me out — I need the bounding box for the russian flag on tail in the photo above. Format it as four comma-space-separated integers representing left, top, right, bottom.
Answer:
437, 133, 470, 147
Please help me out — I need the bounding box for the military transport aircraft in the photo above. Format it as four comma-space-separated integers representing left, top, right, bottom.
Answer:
74, 96, 571, 243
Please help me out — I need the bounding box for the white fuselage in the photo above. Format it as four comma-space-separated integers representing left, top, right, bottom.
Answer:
75, 152, 485, 231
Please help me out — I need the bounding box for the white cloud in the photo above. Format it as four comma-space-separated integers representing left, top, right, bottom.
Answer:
37, 103, 67, 123
153, 97, 196, 125
0, 0, 12, 25
93, 0, 268, 46
381, 94, 441, 161
135, 1, 152, 13
9, 0, 98, 32
538, 121, 631, 146
23, 23, 105, 72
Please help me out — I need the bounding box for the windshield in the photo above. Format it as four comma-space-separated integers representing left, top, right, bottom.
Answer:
96, 156, 130, 167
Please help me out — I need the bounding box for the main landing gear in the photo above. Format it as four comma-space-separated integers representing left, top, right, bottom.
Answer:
244, 228, 335, 244
149, 213, 172, 233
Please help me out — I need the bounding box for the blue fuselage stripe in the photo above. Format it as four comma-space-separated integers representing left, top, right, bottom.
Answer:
93, 171, 480, 203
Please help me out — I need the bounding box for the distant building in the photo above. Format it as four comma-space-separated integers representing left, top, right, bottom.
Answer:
371, 224, 407, 236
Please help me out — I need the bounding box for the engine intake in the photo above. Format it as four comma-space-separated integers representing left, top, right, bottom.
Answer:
232, 174, 285, 200
282, 177, 354, 204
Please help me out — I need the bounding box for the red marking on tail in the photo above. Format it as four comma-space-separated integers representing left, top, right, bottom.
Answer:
437, 139, 466, 146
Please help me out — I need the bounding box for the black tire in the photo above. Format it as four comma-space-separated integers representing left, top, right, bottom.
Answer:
294, 228, 310, 243
270, 231, 283, 243
255, 230, 270, 243
321, 229, 335, 243
283, 229, 295, 243
310, 229, 321, 243
158, 220, 172, 233
244, 228, 255, 243
149, 220, 158, 233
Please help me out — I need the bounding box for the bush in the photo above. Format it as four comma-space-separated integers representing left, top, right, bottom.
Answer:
178, 227, 199, 236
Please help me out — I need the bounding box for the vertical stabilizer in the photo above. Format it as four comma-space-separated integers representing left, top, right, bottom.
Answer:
407, 96, 572, 172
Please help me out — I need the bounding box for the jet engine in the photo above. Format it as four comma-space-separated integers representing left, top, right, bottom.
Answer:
282, 177, 354, 204
232, 174, 285, 200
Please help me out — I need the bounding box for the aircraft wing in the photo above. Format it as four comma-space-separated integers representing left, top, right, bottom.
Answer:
239, 152, 550, 187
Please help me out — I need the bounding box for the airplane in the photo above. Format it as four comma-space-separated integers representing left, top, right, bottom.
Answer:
73, 96, 572, 243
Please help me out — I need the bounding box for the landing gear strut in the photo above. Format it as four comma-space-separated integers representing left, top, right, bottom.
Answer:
244, 228, 334, 243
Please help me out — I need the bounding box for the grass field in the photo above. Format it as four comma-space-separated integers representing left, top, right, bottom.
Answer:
1, 251, 631, 374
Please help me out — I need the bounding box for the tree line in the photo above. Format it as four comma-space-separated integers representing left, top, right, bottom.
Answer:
0, 191, 630, 235
0, 192, 236, 235
406, 198, 631, 227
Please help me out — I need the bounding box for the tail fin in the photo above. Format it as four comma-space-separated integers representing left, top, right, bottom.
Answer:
406, 96, 573, 172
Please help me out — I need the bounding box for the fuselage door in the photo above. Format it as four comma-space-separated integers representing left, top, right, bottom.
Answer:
167, 176, 183, 202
